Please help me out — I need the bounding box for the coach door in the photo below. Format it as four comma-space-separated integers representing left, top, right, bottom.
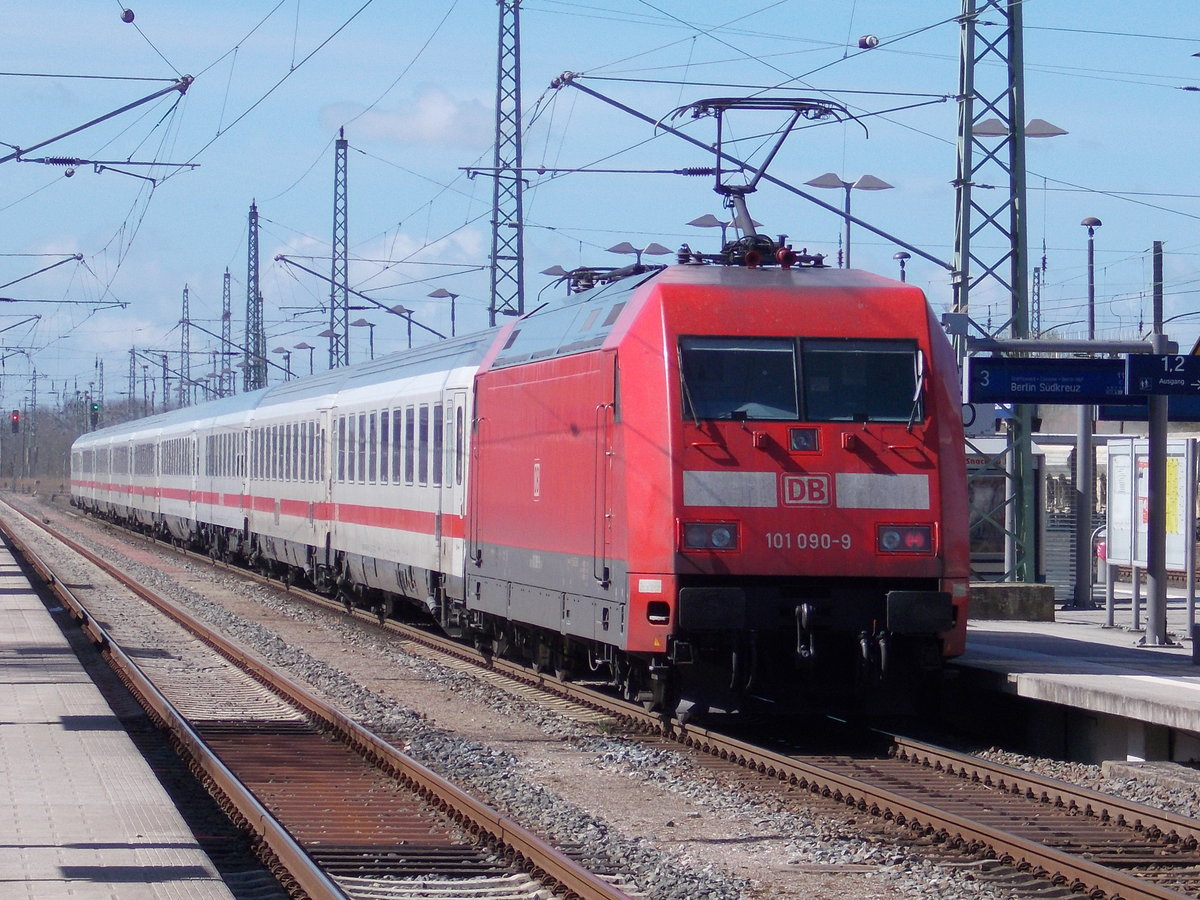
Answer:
438, 390, 469, 582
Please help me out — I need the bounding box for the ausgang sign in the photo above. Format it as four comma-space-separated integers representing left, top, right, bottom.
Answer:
966, 357, 1126, 405
1125, 354, 1200, 396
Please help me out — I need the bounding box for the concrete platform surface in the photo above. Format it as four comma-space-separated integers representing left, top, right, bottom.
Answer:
0, 546, 236, 899
956, 584, 1200, 761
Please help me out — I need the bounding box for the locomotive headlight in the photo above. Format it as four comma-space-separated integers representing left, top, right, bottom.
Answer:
877, 524, 933, 554
682, 521, 739, 551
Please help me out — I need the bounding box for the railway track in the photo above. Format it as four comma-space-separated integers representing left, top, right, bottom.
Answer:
0, 500, 637, 900
18, 495, 1200, 900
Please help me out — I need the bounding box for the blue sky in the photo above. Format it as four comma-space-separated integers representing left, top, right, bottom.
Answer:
2, 2, 1198, 408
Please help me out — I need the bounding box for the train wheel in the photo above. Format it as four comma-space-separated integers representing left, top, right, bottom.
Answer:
373, 600, 390, 626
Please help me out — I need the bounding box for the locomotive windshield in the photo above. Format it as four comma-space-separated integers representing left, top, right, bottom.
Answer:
679, 336, 921, 423
679, 337, 799, 421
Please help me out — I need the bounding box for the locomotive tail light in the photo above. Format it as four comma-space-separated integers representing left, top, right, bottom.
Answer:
681, 521, 739, 552
877, 524, 933, 554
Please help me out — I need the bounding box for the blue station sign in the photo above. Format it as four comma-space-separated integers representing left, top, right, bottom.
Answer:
967, 357, 1127, 405
1125, 354, 1200, 396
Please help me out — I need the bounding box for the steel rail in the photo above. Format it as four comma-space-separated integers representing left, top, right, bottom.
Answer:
894, 735, 1200, 846
2, 499, 634, 900
0, 510, 347, 900
40, 496, 1200, 900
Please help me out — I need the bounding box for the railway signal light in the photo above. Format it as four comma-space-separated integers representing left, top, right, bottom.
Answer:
9, 410, 18, 433
89, 401, 101, 427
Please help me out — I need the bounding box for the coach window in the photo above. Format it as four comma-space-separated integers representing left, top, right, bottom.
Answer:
306, 421, 314, 481
336, 416, 346, 481
800, 339, 920, 424
432, 403, 443, 487
392, 408, 403, 482
357, 412, 367, 483
679, 336, 799, 421
455, 406, 464, 485
368, 412, 378, 483
378, 411, 389, 484
418, 405, 429, 485
404, 406, 415, 484
302, 422, 310, 482
292, 422, 300, 481
347, 414, 357, 482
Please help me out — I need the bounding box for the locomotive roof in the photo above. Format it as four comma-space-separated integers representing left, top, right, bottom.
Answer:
488, 262, 916, 370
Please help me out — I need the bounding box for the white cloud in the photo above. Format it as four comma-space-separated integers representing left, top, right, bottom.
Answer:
321, 86, 491, 148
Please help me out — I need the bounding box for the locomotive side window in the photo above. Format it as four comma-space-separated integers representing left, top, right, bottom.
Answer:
801, 339, 920, 423
679, 337, 798, 421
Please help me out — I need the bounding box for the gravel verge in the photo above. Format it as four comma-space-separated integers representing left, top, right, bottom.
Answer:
18, 495, 1188, 900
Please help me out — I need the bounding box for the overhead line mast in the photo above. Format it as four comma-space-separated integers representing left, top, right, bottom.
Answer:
330, 127, 349, 367
245, 202, 267, 391
221, 269, 232, 397
489, 0, 524, 325
180, 284, 190, 407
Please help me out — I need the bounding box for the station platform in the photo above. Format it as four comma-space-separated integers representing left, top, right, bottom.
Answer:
0, 543, 237, 898
953, 582, 1200, 765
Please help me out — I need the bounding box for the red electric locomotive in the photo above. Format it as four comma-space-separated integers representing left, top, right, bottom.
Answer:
464, 254, 969, 716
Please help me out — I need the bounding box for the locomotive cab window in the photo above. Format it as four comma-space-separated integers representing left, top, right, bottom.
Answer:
679, 336, 923, 424
801, 339, 921, 424
679, 337, 798, 421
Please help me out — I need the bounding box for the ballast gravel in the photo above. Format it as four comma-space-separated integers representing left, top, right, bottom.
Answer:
16, 497, 1200, 900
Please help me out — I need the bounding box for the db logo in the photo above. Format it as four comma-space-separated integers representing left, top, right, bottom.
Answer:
782, 473, 832, 506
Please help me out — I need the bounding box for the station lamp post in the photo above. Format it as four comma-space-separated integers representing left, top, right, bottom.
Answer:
293, 342, 315, 375
427, 289, 458, 338
804, 173, 893, 268
317, 329, 340, 368
350, 318, 376, 360
271, 346, 292, 380
1073, 216, 1102, 609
